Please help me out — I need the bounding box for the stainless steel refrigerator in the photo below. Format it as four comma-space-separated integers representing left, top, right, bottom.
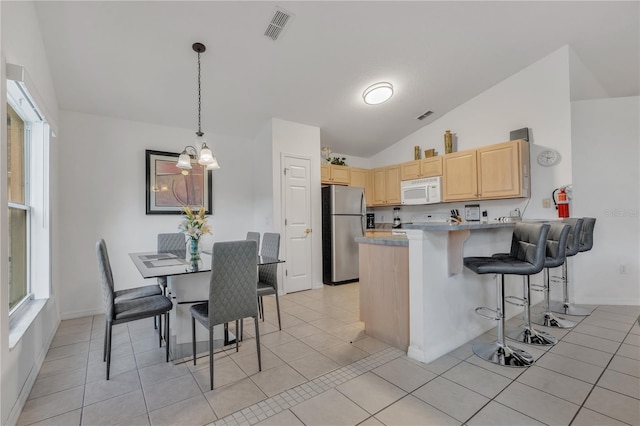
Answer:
322, 185, 366, 285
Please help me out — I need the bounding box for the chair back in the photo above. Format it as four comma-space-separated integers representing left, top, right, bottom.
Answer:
246, 232, 261, 253
561, 218, 584, 257
259, 233, 280, 288
208, 240, 258, 326
95, 239, 115, 321
158, 233, 186, 258
508, 223, 550, 273
579, 217, 596, 252
544, 223, 571, 268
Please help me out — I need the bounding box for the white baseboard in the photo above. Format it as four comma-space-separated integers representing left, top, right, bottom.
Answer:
60, 307, 104, 320
577, 298, 640, 306
6, 316, 60, 426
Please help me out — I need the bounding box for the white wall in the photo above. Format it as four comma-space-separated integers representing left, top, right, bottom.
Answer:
251, 120, 274, 235
271, 118, 323, 289
370, 46, 574, 222
56, 111, 261, 318
571, 96, 640, 305
0, 2, 60, 424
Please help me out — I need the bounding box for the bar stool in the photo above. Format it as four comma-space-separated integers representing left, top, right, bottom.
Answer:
532, 218, 582, 328
550, 218, 594, 316
504, 223, 570, 345
464, 222, 550, 368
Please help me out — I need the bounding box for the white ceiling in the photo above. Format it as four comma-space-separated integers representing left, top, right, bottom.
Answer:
34, 1, 639, 157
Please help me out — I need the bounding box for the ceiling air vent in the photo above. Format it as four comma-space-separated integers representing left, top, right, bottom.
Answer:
416, 110, 434, 121
264, 7, 294, 41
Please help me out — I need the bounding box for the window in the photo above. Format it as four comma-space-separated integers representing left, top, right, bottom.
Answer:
6, 68, 51, 319
7, 103, 30, 312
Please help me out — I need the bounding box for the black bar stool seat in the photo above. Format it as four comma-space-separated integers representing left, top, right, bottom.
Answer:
464, 222, 550, 368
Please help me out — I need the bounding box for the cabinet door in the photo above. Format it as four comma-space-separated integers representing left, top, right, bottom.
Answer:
349, 168, 367, 188
400, 160, 421, 181
442, 150, 478, 201
477, 140, 522, 199
385, 165, 401, 205
421, 157, 443, 177
365, 170, 374, 207
372, 168, 387, 205
321, 164, 331, 184
331, 165, 351, 185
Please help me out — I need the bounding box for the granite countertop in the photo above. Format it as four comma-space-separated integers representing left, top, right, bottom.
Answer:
402, 221, 517, 231
356, 235, 409, 246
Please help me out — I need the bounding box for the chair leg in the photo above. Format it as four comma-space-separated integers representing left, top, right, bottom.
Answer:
165, 311, 170, 362
274, 292, 282, 330
254, 316, 262, 372
550, 261, 594, 316
106, 322, 113, 380
532, 268, 575, 328
103, 320, 108, 362
192, 316, 197, 366
235, 320, 239, 352
154, 315, 157, 330
158, 314, 162, 348
472, 274, 534, 368
209, 327, 214, 391
506, 276, 556, 345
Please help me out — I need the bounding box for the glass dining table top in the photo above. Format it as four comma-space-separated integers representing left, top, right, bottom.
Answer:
129, 251, 284, 279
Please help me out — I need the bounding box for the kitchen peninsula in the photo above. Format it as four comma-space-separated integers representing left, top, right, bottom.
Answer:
357, 222, 518, 363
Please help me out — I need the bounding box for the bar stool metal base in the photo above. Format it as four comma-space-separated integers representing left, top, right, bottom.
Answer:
550, 302, 594, 316
506, 326, 557, 346
531, 312, 575, 328
473, 342, 534, 368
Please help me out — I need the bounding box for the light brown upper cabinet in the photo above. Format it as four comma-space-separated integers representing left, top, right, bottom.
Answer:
372, 165, 401, 206
442, 150, 478, 201
477, 139, 530, 199
400, 157, 443, 181
349, 168, 373, 206
321, 164, 350, 185
442, 139, 530, 202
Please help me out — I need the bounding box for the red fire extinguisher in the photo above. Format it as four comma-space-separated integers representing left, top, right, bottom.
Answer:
553, 187, 570, 218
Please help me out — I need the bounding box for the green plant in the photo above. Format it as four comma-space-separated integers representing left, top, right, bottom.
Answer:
326, 156, 347, 166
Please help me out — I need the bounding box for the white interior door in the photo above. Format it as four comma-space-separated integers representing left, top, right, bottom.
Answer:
283, 155, 312, 293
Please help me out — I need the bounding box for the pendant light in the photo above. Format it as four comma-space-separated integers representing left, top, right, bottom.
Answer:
177, 42, 220, 170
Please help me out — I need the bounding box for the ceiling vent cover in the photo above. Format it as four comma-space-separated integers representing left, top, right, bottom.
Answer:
264, 7, 294, 41
416, 110, 434, 121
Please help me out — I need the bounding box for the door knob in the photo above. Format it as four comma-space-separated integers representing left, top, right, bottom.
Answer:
305, 228, 312, 234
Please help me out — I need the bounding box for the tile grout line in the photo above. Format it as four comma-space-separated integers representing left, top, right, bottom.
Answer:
212, 347, 404, 426
566, 309, 638, 426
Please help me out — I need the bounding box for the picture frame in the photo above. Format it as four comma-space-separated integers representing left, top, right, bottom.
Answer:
145, 149, 212, 215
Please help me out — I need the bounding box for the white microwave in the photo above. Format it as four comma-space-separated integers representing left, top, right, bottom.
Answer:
401, 177, 442, 205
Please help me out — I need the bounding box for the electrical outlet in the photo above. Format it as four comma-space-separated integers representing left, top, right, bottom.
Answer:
542, 198, 551, 208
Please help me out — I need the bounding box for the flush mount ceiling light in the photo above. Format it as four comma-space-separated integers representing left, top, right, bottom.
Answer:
177, 42, 220, 171
363, 82, 393, 105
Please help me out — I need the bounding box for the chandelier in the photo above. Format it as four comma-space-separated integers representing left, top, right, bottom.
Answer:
176, 42, 220, 171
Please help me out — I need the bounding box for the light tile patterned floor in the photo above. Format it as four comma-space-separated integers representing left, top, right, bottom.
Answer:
17, 283, 640, 426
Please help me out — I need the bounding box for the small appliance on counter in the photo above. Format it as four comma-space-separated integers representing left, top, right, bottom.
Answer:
393, 207, 402, 228
366, 213, 375, 229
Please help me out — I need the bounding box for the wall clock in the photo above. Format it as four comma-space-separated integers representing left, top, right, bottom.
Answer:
537, 149, 559, 167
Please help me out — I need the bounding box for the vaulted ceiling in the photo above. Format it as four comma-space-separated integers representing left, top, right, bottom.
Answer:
34, 1, 639, 157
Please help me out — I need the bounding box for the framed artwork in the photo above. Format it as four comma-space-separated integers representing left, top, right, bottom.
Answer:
145, 150, 212, 215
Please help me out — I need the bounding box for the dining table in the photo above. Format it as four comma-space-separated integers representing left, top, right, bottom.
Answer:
129, 249, 284, 363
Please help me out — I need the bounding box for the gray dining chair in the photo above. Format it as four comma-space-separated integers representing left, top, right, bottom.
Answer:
190, 240, 262, 390
96, 239, 172, 379
157, 233, 186, 292
155, 233, 185, 332
257, 232, 281, 330
246, 232, 261, 253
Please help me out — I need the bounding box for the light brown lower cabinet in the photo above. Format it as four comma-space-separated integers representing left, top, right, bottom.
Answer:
358, 243, 409, 351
